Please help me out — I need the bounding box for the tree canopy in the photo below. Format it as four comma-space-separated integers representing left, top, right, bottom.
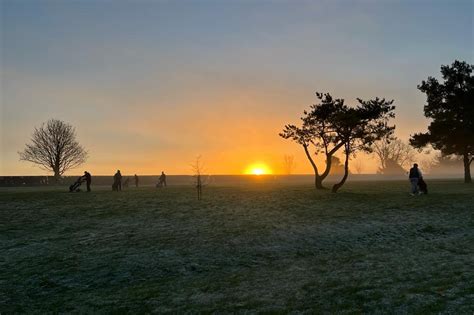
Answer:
330, 98, 395, 192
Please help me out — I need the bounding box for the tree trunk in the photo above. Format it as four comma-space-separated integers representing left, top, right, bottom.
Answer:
315, 176, 325, 190
52, 154, 61, 183
53, 168, 61, 183
303, 144, 324, 190
332, 150, 350, 193
319, 142, 345, 189
463, 153, 472, 183
321, 142, 345, 179
319, 154, 333, 183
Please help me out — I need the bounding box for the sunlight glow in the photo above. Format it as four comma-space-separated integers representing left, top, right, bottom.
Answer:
245, 163, 272, 175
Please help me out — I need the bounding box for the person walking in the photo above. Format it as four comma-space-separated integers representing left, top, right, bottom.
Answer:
134, 174, 139, 187
408, 163, 422, 195
82, 171, 92, 192
114, 170, 123, 191
159, 171, 167, 187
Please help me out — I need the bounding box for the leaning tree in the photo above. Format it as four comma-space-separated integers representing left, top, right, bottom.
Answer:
331, 98, 396, 193
19, 119, 88, 181
280, 93, 347, 189
410, 60, 474, 183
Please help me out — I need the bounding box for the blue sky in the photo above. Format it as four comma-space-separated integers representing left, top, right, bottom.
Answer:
1, 0, 472, 175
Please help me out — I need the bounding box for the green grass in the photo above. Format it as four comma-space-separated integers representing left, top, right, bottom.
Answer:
1, 180, 473, 313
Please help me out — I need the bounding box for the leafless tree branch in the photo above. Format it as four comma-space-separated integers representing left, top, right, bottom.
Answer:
19, 119, 88, 180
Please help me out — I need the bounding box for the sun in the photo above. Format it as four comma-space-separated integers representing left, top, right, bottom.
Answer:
245, 163, 272, 176
252, 168, 264, 176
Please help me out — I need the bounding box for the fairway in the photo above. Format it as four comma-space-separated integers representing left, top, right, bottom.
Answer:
1, 180, 473, 313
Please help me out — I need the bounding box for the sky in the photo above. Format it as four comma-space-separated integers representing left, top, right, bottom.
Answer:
1, 0, 473, 176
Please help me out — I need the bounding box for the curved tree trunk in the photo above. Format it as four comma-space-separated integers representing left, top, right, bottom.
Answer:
463, 153, 472, 183
332, 149, 350, 193
303, 144, 324, 189
319, 142, 345, 187
315, 176, 326, 190
319, 154, 333, 182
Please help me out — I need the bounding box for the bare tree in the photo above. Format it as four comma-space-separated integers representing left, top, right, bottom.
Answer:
191, 156, 209, 200
282, 154, 295, 175
373, 137, 415, 174
19, 119, 87, 181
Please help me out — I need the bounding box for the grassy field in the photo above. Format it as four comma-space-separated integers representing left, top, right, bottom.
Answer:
1, 180, 473, 313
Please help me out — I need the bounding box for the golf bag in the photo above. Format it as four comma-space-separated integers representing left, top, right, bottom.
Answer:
69, 177, 83, 192
418, 177, 428, 194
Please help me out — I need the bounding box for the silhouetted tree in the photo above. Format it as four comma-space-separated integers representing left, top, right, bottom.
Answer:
282, 154, 295, 175
280, 93, 346, 189
410, 60, 474, 183
191, 156, 209, 200
373, 137, 415, 175
331, 98, 395, 193
378, 159, 406, 175
19, 119, 87, 181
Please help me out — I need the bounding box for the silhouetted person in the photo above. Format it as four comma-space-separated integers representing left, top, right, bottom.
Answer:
81, 171, 92, 192
134, 174, 139, 187
409, 163, 422, 195
158, 171, 167, 187
114, 170, 122, 191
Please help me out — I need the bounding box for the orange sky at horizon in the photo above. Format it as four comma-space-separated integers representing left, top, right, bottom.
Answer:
2, 1, 468, 177
1, 72, 432, 176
